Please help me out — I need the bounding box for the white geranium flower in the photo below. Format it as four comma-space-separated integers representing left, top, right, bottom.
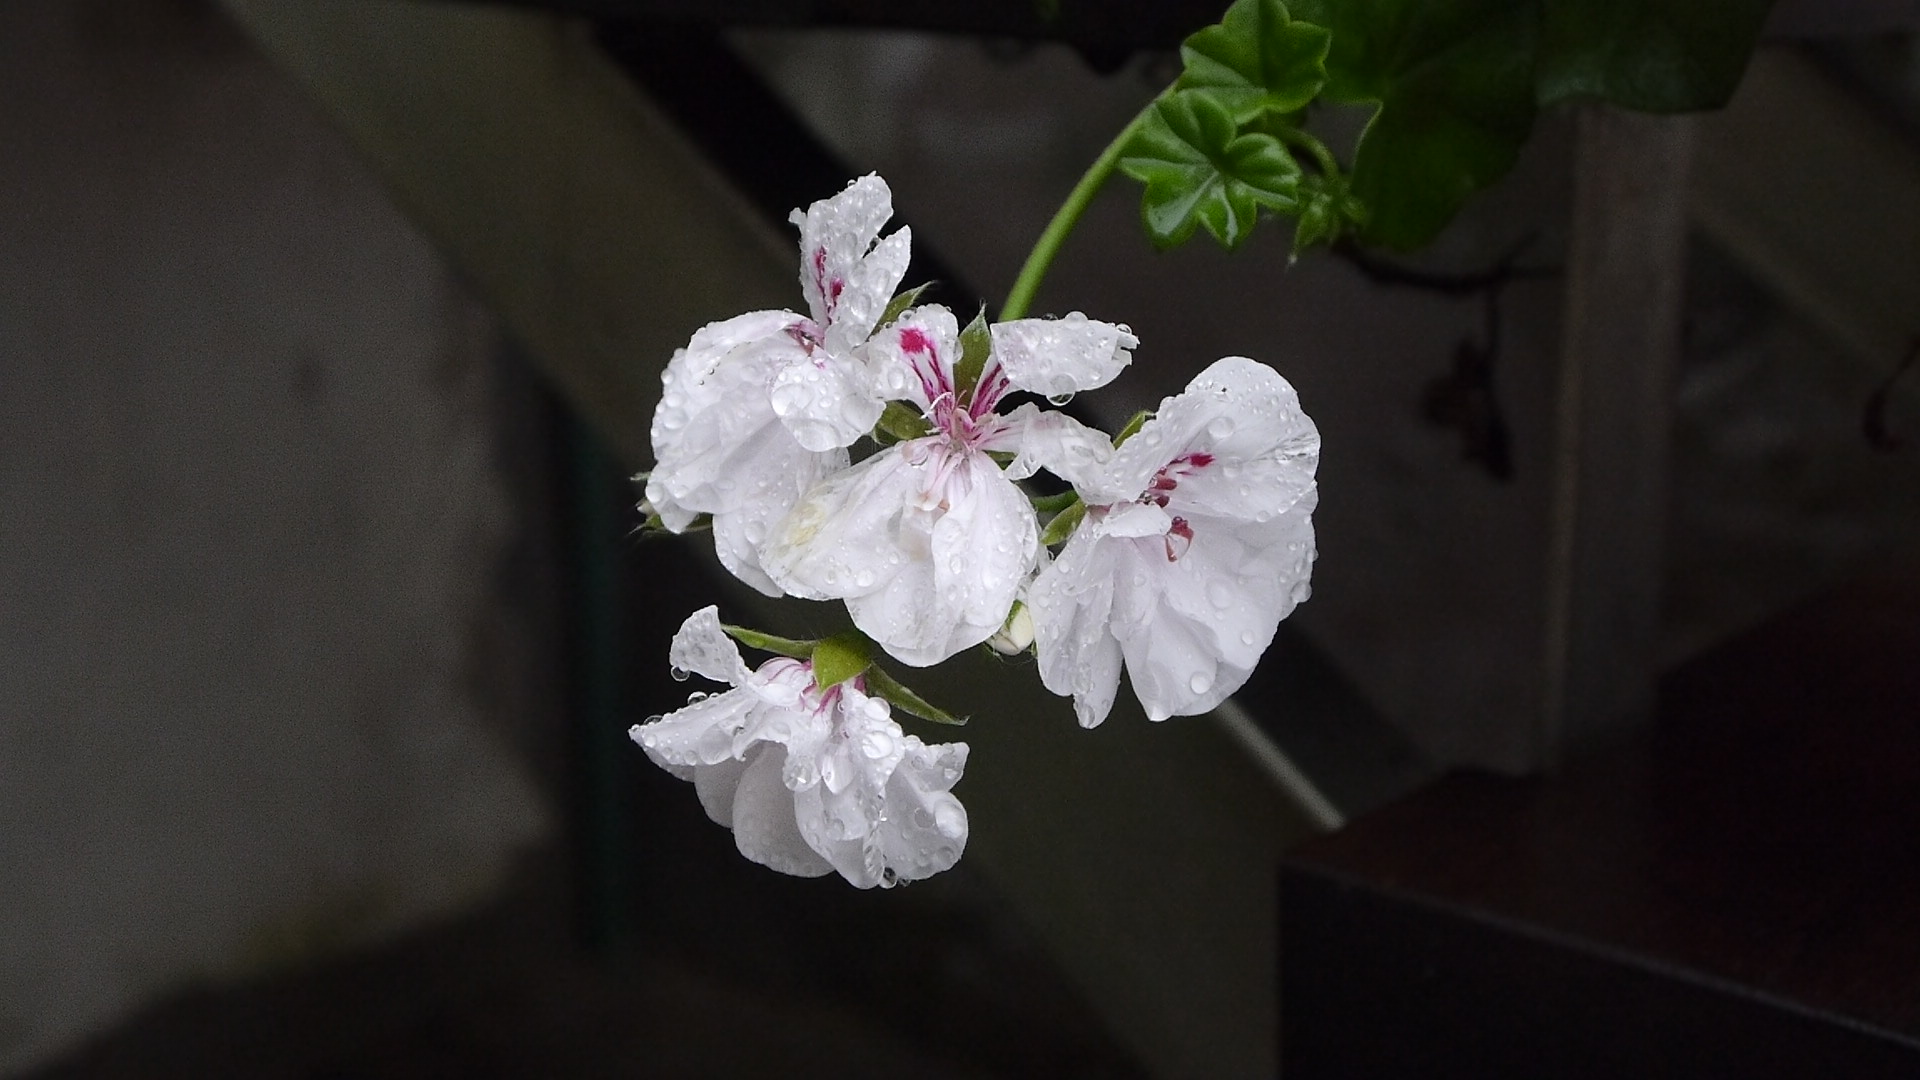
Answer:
763, 305, 1134, 667
631, 607, 969, 888
1028, 357, 1319, 728
644, 175, 910, 594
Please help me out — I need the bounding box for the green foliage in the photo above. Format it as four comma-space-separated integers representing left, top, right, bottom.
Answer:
877, 282, 932, 331
1116, 0, 1773, 254
874, 400, 932, 444
1039, 499, 1087, 547
865, 665, 968, 726
954, 306, 993, 401
722, 624, 816, 659
811, 631, 874, 692
1119, 92, 1302, 250
1178, 0, 1331, 121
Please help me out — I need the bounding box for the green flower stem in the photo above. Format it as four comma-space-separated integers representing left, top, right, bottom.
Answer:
1000, 89, 1170, 321
1275, 124, 1340, 179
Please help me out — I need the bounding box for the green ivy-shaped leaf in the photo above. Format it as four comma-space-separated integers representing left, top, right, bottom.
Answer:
1288, 0, 1536, 250
1285, 0, 1771, 250
1177, 0, 1332, 122
1119, 91, 1303, 250
1536, 0, 1774, 113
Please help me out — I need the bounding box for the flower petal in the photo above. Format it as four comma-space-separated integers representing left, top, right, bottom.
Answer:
710, 441, 849, 597
866, 305, 960, 414
629, 688, 758, 770
1029, 527, 1126, 728
868, 738, 970, 884
847, 451, 1037, 666
668, 605, 752, 686
985, 404, 1114, 493
692, 755, 749, 827
989, 312, 1138, 399
826, 226, 911, 356
729, 747, 834, 878
791, 174, 901, 334
763, 448, 922, 601
769, 350, 887, 452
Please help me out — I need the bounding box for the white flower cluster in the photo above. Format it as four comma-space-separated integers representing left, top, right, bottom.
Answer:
633, 175, 1319, 886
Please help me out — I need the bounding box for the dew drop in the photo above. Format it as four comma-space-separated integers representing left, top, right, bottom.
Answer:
686, 691, 709, 705
1241, 630, 1258, 646
1207, 416, 1235, 439
1048, 391, 1076, 406
669, 666, 689, 682
1189, 671, 1214, 695
911, 807, 935, 830
1207, 580, 1235, 609
934, 803, 966, 838
861, 730, 895, 759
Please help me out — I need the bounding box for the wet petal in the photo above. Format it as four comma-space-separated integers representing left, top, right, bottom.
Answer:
989, 312, 1137, 400
763, 448, 922, 601
866, 305, 960, 414
848, 452, 1037, 666
711, 442, 849, 597
826, 226, 911, 355
668, 605, 752, 686
986, 404, 1114, 493
729, 747, 834, 878
770, 351, 887, 452
1029, 528, 1126, 728
628, 688, 758, 770
791, 174, 901, 333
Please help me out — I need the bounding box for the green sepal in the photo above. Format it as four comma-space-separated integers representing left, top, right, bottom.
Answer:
875, 401, 932, 444
1119, 90, 1302, 251
721, 624, 816, 660
1112, 409, 1154, 447
953, 306, 993, 403
865, 665, 968, 726
877, 282, 933, 330
1177, 0, 1332, 123
810, 631, 874, 692
1028, 489, 1082, 514
1040, 499, 1088, 547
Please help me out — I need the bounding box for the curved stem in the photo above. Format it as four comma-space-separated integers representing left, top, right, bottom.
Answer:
1000, 90, 1167, 321
1276, 125, 1340, 180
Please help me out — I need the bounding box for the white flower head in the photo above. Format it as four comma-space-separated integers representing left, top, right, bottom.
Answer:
644, 176, 911, 594
763, 304, 1131, 667
631, 607, 969, 887
1029, 357, 1319, 727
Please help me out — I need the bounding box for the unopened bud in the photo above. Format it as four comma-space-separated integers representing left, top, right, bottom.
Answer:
988, 601, 1034, 655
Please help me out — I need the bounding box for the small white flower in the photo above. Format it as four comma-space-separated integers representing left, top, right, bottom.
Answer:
1028, 357, 1319, 727
644, 175, 910, 594
763, 305, 1132, 666
631, 607, 969, 888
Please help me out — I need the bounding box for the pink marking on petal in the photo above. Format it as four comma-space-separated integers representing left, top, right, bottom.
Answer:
900, 327, 932, 354
1164, 516, 1195, 562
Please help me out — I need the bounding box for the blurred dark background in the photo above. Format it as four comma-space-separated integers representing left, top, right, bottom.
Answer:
3, 0, 1918, 1076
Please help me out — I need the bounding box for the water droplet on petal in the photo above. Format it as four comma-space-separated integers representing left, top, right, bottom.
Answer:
1207, 580, 1235, 609
1189, 671, 1213, 695
934, 803, 966, 838
1241, 630, 1258, 646
861, 730, 894, 759
686, 691, 709, 705
911, 807, 935, 830
669, 666, 689, 682
1048, 391, 1075, 406
1207, 416, 1235, 439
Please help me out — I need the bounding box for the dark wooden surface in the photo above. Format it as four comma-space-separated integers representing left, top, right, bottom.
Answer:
1282, 559, 1920, 1074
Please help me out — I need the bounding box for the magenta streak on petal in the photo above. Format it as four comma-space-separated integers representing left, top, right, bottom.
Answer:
968, 356, 1011, 421
1163, 516, 1195, 562
810, 247, 843, 322
897, 326, 953, 411
1141, 451, 1214, 508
